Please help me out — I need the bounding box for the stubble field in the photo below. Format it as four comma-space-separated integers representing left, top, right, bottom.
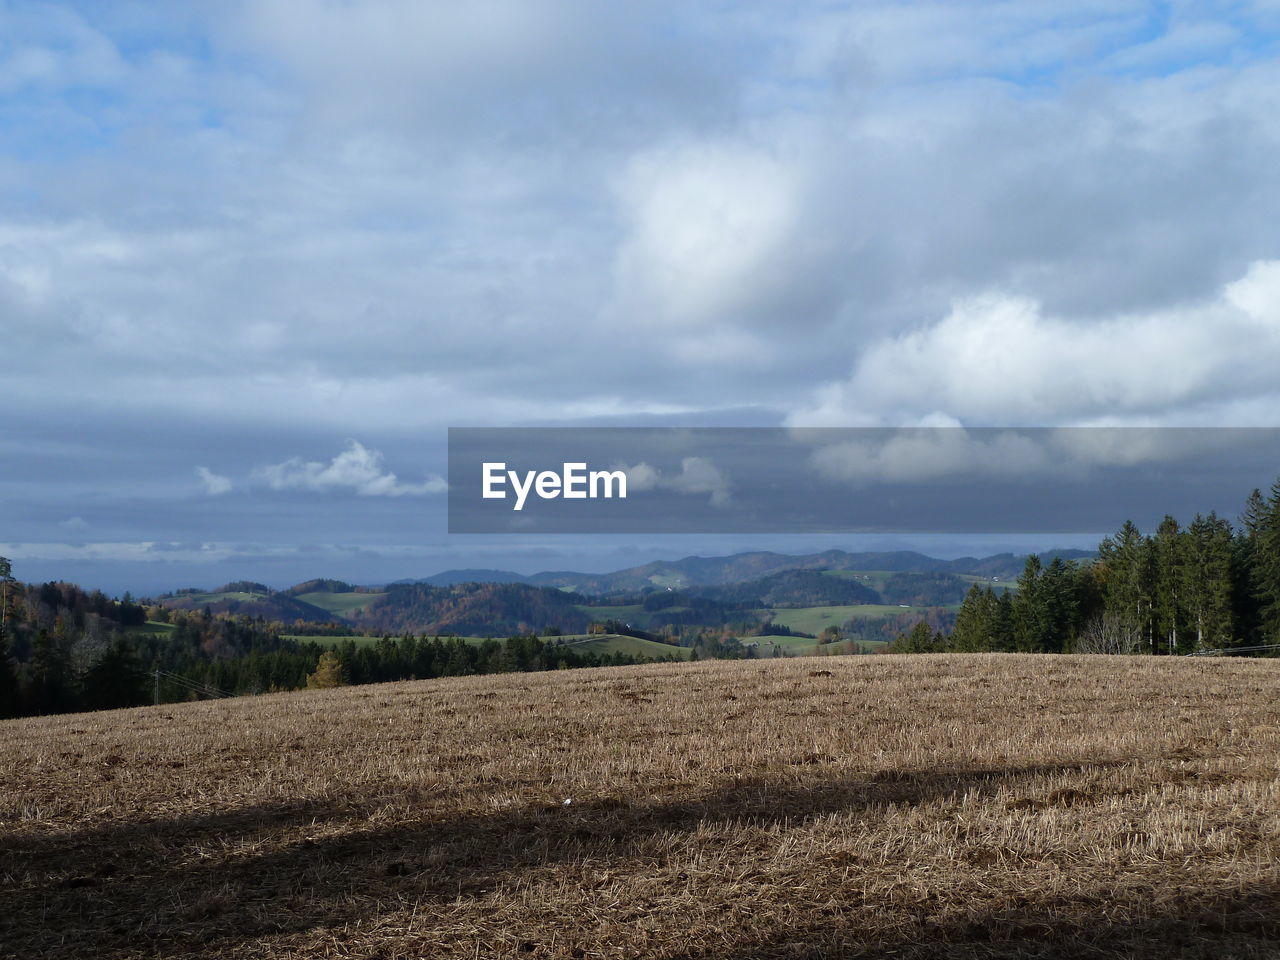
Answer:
3, 654, 1279, 959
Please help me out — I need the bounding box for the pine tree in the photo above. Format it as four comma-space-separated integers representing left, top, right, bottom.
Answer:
0, 556, 12, 634
80, 638, 146, 711
1073, 560, 1106, 643
1205, 513, 1237, 649
1099, 521, 1155, 652
1228, 487, 1265, 645
1012, 555, 1050, 652
27, 628, 72, 715
1153, 516, 1184, 655
1251, 480, 1280, 641
0, 625, 19, 718
1039, 557, 1080, 653
991, 590, 1016, 651
1243, 487, 1267, 534
1181, 512, 1235, 652
896, 620, 939, 653
950, 584, 992, 652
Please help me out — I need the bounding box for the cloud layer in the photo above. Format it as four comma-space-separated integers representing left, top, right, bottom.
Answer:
5, 2, 1279, 432
3, 2, 1280, 586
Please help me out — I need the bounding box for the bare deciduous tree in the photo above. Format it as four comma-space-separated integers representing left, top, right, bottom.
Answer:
1076, 610, 1143, 654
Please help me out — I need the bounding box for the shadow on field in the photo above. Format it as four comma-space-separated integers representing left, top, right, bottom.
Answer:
660, 882, 1280, 960
3, 758, 1271, 958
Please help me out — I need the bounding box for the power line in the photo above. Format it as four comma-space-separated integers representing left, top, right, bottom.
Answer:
152, 668, 232, 703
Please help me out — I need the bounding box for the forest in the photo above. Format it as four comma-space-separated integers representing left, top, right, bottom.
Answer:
0, 582, 675, 719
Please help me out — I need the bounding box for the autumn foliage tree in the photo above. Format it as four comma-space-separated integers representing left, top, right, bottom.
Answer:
306, 650, 346, 689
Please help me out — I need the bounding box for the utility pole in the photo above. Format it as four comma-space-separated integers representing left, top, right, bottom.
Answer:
154, 669, 161, 706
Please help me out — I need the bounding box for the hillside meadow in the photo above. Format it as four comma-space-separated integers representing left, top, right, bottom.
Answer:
3, 654, 1279, 958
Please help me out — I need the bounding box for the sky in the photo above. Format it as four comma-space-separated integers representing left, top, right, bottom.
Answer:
3, 1, 1280, 593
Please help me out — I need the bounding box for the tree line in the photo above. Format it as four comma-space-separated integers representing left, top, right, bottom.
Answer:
889, 481, 1280, 655
183, 633, 677, 698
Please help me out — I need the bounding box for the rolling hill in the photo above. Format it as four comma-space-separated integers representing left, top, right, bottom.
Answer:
393, 569, 535, 587
352, 582, 592, 637
682, 568, 883, 608
405, 548, 1094, 596
156, 582, 338, 623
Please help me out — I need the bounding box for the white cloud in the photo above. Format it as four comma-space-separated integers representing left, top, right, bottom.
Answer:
791, 261, 1280, 427
195, 466, 233, 496
665, 456, 733, 507
253, 440, 447, 497
612, 141, 801, 329
623, 462, 661, 492
620, 456, 732, 507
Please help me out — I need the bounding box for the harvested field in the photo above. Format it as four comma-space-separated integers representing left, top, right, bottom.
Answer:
3, 654, 1280, 959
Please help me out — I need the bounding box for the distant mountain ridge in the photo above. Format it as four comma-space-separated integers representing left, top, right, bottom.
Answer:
408, 548, 1095, 594
151, 548, 1095, 635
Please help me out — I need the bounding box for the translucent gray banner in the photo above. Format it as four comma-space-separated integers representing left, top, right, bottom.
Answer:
447, 427, 1280, 533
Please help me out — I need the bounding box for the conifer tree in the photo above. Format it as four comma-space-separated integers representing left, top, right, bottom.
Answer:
1039, 557, 1080, 653
1250, 480, 1280, 640
950, 584, 990, 652
1099, 521, 1155, 652
1231, 507, 1261, 646
1181, 512, 1235, 651
991, 589, 1016, 651
27, 628, 72, 715
80, 638, 146, 711
0, 556, 12, 631
1000, 556, 1086, 654
0, 625, 18, 718
896, 619, 941, 653
1153, 516, 1185, 655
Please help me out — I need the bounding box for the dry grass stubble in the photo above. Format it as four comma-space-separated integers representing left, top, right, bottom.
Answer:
2, 654, 1279, 958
